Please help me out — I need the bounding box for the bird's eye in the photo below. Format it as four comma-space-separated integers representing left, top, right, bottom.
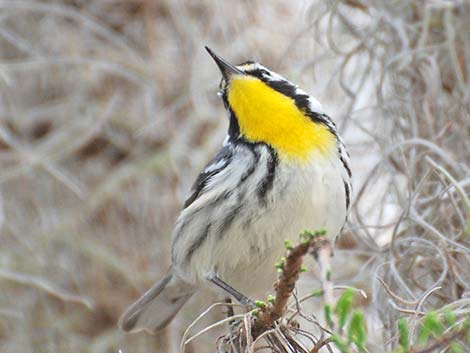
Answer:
259, 69, 271, 78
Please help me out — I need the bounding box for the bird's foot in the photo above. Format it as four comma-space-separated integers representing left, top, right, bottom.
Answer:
205, 272, 257, 309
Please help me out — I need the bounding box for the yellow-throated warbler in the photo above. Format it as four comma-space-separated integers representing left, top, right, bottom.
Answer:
119, 47, 352, 334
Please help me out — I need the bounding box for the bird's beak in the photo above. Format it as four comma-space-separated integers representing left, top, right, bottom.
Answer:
205, 46, 244, 80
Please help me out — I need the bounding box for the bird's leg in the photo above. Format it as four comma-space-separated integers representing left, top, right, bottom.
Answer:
205, 272, 256, 308
224, 296, 239, 337
225, 297, 235, 318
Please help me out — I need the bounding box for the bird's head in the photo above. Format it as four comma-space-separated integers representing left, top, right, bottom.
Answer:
206, 47, 338, 163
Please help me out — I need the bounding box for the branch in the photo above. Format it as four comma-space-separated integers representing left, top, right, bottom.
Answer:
252, 230, 331, 338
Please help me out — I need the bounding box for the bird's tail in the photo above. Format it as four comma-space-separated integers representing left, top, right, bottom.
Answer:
119, 270, 196, 334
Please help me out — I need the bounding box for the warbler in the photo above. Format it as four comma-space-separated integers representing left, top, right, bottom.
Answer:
119, 47, 352, 334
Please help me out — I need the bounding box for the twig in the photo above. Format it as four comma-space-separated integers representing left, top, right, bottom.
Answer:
252, 232, 331, 338
179, 302, 245, 353
309, 336, 333, 353
0, 268, 94, 309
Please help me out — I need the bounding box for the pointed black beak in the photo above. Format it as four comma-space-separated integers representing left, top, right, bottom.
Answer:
205, 46, 244, 80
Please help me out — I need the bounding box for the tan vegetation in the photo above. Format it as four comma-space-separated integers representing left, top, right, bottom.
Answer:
0, 1, 469, 352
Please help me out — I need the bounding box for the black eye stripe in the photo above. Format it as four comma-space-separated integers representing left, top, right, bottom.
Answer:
242, 68, 271, 79
259, 69, 271, 76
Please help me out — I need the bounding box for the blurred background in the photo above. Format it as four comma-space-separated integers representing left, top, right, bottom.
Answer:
0, 1, 469, 352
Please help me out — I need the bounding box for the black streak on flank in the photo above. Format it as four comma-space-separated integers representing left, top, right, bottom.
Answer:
238, 146, 260, 185
183, 145, 233, 208
339, 149, 352, 179
257, 147, 278, 205
217, 143, 261, 238
185, 223, 212, 264
344, 180, 351, 210
218, 203, 244, 239
174, 188, 232, 260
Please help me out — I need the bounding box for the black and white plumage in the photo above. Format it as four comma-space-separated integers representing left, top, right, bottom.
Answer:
119, 50, 352, 334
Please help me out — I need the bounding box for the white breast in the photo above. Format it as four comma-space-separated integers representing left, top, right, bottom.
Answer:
172, 145, 348, 296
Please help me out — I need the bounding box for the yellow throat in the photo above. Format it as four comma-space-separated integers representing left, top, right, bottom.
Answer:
227, 75, 336, 162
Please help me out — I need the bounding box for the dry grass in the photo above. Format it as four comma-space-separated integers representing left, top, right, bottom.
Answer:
0, 1, 469, 352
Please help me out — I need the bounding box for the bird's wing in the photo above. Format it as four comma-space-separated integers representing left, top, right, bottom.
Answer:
183, 144, 233, 208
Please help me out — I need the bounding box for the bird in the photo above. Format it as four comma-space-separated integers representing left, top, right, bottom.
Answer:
119, 47, 352, 334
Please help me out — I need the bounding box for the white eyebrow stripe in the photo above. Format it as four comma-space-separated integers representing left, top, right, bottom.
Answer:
306, 96, 324, 114
294, 87, 324, 114
236, 63, 257, 71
